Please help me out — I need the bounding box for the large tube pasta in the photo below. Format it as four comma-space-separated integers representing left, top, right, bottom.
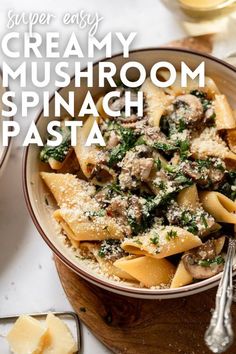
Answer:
41, 172, 124, 241
121, 226, 202, 259
96, 96, 110, 120
96, 258, 136, 281
114, 256, 176, 287
170, 260, 193, 289
74, 115, 116, 185
190, 127, 236, 167
158, 71, 219, 97
40, 172, 95, 208
177, 184, 199, 208
200, 192, 236, 223
74, 116, 101, 178
54, 209, 124, 241
214, 95, 236, 130
141, 78, 171, 127
177, 185, 221, 237
79, 242, 135, 281
48, 152, 73, 171
227, 128, 236, 154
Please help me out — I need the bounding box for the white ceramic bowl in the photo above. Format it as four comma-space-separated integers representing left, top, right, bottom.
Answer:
0, 72, 12, 177
23, 48, 236, 299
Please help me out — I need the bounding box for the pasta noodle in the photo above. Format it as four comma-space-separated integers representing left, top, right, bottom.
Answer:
74, 115, 101, 179
39, 73, 235, 289
96, 96, 110, 120
54, 209, 124, 241
200, 192, 236, 223
141, 78, 170, 127
227, 128, 236, 154
121, 226, 202, 259
214, 94, 236, 130
40, 172, 95, 208
170, 260, 192, 289
177, 184, 199, 208
114, 256, 176, 287
158, 71, 220, 97
74, 115, 116, 185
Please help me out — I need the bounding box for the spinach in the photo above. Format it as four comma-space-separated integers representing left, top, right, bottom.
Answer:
190, 90, 212, 112
40, 125, 71, 163
108, 126, 137, 166
150, 234, 160, 245
218, 171, 236, 201
98, 239, 123, 259
153, 141, 178, 153
85, 210, 105, 219
198, 255, 225, 267
166, 229, 178, 241
153, 139, 190, 160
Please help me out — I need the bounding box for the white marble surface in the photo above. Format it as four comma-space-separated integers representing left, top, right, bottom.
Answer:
0, 0, 186, 352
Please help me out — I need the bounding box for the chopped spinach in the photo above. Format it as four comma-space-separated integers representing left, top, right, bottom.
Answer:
198, 255, 225, 267
218, 171, 236, 201
150, 234, 159, 245
166, 229, 178, 241
40, 125, 71, 163
98, 239, 123, 259
108, 125, 137, 166
190, 90, 212, 112
85, 210, 106, 219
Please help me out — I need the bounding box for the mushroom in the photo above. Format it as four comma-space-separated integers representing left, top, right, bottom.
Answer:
107, 131, 120, 149
172, 94, 203, 127
181, 160, 225, 188
182, 238, 225, 279
106, 196, 128, 218
119, 146, 154, 190
109, 96, 126, 111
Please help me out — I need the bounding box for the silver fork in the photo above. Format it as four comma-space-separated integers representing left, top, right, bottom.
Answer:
205, 237, 236, 353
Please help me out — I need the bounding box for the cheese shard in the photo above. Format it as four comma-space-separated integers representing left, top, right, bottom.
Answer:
43, 313, 77, 354
6, 315, 48, 354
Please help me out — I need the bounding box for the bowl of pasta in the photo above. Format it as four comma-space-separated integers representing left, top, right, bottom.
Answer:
23, 48, 236, 299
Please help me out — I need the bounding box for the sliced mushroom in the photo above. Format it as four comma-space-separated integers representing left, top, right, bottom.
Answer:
119, 146, 154, 190
171, 94, 203, 127
106, 196, 128, 219
181, 160, 225, 188
143, 127, 168, 145
182, 238, 225, 279
107, 131, 120, 149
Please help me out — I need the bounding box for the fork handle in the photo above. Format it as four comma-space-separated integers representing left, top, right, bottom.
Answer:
205, 238, 236, 353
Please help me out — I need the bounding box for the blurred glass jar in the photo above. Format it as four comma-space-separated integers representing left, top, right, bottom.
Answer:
178, 0, 236, 19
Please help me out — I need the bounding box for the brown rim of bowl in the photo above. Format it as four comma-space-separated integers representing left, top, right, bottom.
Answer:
22, 47, 236, 296
0, 68, 13, 171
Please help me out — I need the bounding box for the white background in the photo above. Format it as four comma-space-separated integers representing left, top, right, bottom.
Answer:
0, 1, 186, 352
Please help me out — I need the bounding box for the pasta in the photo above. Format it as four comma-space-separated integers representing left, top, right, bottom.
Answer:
200, 192, 236, 223
114, 256, 176, 287
40, 74, 236, 290
214, 95, 236, 130
141, 78, 171, 127
170, 260, 192, 289
177, 184, 199, 208
121, 226, 202, 259
158, 71, 220, 97
227, 128, 236, 154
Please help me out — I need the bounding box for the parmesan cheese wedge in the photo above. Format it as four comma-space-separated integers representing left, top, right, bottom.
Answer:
6, 315, 48, 354
43, 313, 77, 354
